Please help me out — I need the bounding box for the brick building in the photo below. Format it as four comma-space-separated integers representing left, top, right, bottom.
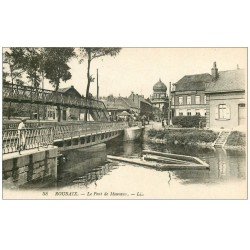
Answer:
171, 73, 212, 117
205, 63, 246, 129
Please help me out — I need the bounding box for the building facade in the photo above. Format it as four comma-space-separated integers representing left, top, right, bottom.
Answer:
205, 63, 246, 129
102, 92, 152, 121
171, 73, 212, 117
128, 92, 153, 118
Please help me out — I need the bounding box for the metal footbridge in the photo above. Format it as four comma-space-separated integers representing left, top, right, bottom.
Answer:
3, 83, 109, 121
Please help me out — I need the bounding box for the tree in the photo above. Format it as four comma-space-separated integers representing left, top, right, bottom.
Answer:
3, 48, 26, 119
22, 48, 42, 88
43, 48, 75, 121
22, 48, 45, 120
79, 48, 121, 121
3, 48, 26, 86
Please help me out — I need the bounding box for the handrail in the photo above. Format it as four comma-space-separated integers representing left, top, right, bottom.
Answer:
3, 83, 107, 110
2, 122, 129, 154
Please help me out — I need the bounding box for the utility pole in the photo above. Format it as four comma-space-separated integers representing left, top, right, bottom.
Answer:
168, 82, 172, 125
96, 68, 99, 100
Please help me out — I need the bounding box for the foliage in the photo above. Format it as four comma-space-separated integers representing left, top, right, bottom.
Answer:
226, 131, 246, 146
3, 48, 26, 85
172, 115, 206, 128
147, 128, 218, 145
21, 48, 42, 88
44, 48, 75, 91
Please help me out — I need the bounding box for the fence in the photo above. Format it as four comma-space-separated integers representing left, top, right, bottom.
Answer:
2, 122, 128, 154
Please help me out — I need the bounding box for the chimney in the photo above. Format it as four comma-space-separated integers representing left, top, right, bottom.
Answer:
71, 85, 74, 88
237, 64, 240, 70
211, 62, 219, 80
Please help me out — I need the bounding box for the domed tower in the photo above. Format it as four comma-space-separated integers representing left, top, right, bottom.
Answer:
151, 78, 169, 120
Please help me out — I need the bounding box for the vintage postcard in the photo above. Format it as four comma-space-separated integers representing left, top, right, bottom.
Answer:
1, 47, 247, 199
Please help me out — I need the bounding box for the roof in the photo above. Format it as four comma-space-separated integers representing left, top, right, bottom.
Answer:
121, 97, 139, 109
58, 87, 71, 93
206, 69, 245, 93
174, 73, 212, 92
58, 86, 82, 98
102, 99, 128, 110
128, 93, 152, 107
153, 79, 167, 92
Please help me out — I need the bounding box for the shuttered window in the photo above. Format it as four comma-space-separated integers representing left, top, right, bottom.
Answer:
215, 104, 230, 120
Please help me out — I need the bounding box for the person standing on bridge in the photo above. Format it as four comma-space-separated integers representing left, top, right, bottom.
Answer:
18, 118, 27, 154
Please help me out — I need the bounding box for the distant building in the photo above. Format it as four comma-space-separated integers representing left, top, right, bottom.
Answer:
171, 73, 212, 117
150, 79, 169, 120
205, 63, 246, 129
101, 92, 152, 120
128, 92, 153, 118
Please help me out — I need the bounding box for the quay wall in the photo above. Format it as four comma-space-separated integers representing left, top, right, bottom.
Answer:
2, 147, 58, 189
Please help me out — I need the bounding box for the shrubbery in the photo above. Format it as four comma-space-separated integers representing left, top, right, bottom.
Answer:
147, 128, 218, 145
172, 116, 206, 128
226, 131, 246, 146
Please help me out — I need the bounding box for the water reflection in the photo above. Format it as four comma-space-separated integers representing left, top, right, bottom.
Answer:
62, 138, 246, 188
65, 163, 118, 189
107, 140, 246, 185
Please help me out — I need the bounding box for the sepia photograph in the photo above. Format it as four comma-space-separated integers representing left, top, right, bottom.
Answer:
1, 1, 250, 250
1, 47, 247, 199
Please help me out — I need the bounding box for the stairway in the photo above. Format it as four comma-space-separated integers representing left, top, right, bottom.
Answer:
214, 131, 231, 148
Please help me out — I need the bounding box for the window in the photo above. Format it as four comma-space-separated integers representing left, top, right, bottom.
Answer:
187, 110, 191, 116
179, 96, 183, 105
187, 96, 191, 105
195, 95, 200, 104
195, 109, 200, 116
204, 95, 207, 104
179, 112, 183, 116
218, 104, 227, 119
172, 97, 174, 105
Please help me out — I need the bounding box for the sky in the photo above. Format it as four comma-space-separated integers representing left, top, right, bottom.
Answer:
9, 48, 249, 99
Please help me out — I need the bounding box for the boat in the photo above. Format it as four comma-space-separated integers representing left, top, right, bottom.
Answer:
107, 150, 209, 171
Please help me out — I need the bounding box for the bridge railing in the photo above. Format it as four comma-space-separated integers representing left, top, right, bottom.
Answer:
2, 127, 54, 154
3, 120, 114, 130
3, 83, 107, 110
2, 122, 128, 154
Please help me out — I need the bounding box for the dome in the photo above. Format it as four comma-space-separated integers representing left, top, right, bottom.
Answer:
153, 78, 167, 92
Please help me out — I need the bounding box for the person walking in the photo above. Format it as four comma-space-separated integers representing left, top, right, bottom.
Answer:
161, 118, 165, 128
18, 118, 27, 154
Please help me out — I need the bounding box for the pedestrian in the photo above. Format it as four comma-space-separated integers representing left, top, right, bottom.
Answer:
18, 118, 27, 154
162, 119, 165, 128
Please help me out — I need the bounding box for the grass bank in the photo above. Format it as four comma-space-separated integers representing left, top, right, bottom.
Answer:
146, 128, 218, 147
225, 131, 246, 150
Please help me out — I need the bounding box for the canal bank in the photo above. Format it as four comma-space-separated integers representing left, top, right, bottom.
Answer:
144, 122, 246, 150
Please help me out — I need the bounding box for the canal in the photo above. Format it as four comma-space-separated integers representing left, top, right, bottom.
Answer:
57, 137, 247, 199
